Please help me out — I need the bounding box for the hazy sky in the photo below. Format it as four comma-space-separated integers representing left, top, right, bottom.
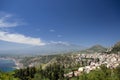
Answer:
0, 0, 120, 47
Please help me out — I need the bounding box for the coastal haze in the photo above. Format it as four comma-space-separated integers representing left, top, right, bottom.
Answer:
0, 40, 84, 55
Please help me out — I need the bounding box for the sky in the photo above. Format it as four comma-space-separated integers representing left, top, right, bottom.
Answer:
0, 0, 120, 47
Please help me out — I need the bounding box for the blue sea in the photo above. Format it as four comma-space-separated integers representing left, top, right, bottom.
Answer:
0, 59, 16, 72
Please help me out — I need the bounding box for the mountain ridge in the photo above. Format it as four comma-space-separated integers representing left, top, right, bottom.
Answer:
0, 41, 84, 55
79, 45, 107, 54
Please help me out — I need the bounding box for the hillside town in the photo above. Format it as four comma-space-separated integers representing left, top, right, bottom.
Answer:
65, 53, 120, 77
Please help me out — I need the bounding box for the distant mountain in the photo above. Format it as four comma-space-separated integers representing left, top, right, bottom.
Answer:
0, 41, 84, 55
79, 45, 107, 54
22, 42, 85, 55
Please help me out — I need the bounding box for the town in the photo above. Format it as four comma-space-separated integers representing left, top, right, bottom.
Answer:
65, 53, 120, 77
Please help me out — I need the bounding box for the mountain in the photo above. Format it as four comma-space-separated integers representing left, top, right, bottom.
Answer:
110, 41, 120, 53
21, 42, 84, 55
0, 41, 84, 55
79, 45, 107, 54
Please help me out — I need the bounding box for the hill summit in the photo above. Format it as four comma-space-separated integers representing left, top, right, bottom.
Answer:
80, 45, 107, 54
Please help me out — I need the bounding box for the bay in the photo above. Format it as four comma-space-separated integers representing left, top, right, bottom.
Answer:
0, 59, 16, 72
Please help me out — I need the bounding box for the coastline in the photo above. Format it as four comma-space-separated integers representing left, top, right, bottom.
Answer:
0, 57, 23, 70
12, 59, 23, 69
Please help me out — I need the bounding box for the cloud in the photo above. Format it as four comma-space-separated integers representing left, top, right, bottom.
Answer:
0, 31, 45, 46
49, 29, 55, 32
0, 13, 21, 28
49, 41, 70, 46
57, 35, 62, 37
0, 12, 45, 46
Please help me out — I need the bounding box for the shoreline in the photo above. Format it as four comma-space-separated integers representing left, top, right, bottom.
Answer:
0, 57, 23, 70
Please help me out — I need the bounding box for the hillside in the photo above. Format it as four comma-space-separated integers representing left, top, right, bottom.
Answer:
110, 41, 120, 53
79, 45, 107, 54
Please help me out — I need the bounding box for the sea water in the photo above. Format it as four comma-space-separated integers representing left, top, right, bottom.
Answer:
0, 59, 16, 72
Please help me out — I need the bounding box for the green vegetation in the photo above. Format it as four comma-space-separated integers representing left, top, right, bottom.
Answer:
14, 67, 36, 80
13, 63, 65, 80
20, 55, 60, 67
111, 41, 120, 53
0, 71, 18, 80
0, 64, 120, 80
19, 54, 82, 72
71, 65, 120, 80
